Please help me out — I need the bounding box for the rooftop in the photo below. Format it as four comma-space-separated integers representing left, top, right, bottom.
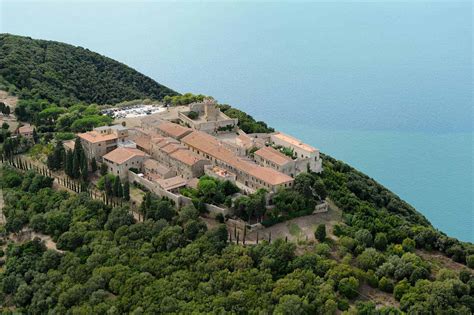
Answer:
63, 140, 75, 151
103, 147, 148, 164
161, 142, 185, 154
170, 149, 206, 166
272, 132, 317, 153
134, 136, 151, 152
157, 176, 187, 191
78, 130, 117, 143
157, 122, 192, 139
255, 146, 293, 166
143, 159, 171, 175
95, 124, 127, 132
18, 125, 33, 134
182, 131, 293, 186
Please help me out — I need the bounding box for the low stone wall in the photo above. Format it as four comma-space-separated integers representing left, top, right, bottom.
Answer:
206, 203, 231, 217
128, 171, 229, 214
313, 201, 329, 214
128, 171, 183, 206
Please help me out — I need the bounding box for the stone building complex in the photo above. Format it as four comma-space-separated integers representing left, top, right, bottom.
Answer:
74, 100, 322, 194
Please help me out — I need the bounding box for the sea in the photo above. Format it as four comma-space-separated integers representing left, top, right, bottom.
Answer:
1, 1, 472, 242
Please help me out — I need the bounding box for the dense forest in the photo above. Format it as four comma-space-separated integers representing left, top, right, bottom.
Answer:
0, 35, 473, 313
1, 164, 473, 313
0, 34, 177, 105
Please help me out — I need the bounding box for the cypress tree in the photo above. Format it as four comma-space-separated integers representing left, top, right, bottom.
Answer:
100, 162, 108, 176
32, 129, 39, 143
113, 175, 122, 197
65, 149, 73, 177
72, 150, 80, 179
73, 137, 85, 177
123, 181, 130, 201
104, 175, 113, 197
91, 157, 97, 172
48, 141, 65, 171
315, 224, 326, 242
81, 159, 88, 182
47, 153, 56, 170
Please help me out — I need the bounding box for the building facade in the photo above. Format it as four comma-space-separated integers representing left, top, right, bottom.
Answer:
270, 132, 322, 173
102, 147, 148, 179
181, 131, 294, 192
78, 125, 129, 161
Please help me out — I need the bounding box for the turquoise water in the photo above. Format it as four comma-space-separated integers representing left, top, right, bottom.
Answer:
1, 1, 472, 241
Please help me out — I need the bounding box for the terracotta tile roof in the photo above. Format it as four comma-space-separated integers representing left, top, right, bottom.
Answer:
134, 136, 151, 152
143, 158, 160, 170
63, 140, 75, 151
18, 125, 33, 134
236, 134, 253, 149
157, 122, 192, 139
272, 132, 316, 153
103, 147, 148, 165
155, 137, 178, 148
78, 130, 117, 143
143, 159, 171, 176
161, 143, 185, 154
150, 136, 166, 145
170, 149, 207, 166
182, 131, 294, 186
255, 146, 293, 166
157, 176, 187, 191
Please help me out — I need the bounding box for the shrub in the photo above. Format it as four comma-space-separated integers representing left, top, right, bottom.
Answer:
402, 238, 416, 252
337, 298, 349, 311
374, 232, 388, 251
315, 243, 331, 257
466, 255, 474, 269
187, 111, 198, 119
378, 276, 394, 293
356, 248, 385, 271
393, 279, 410, 301
215, 213, 225, 223
315, 224, 326, 242
355, 229, 373, 247
338, 277, 359, 299
365, 270, 379, 288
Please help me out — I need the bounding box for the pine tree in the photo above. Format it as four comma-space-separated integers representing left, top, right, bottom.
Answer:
123, 181, 130, 201
91, 157, 97, 172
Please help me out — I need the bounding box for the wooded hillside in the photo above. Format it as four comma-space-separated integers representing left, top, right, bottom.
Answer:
0, 34, 178, 105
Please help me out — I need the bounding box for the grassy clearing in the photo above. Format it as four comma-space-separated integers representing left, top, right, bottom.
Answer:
287, 222, 302, 237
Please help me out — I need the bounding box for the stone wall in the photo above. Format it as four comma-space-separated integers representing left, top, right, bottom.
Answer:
313, 201, 329, 214
128, 171, 229, 215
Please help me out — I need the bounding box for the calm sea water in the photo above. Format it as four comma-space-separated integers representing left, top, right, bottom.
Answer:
1, 1, 472, 241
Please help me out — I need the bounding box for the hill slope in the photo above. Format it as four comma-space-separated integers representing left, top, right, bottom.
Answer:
0, 34, 178, 105
0, 35, 472, 314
